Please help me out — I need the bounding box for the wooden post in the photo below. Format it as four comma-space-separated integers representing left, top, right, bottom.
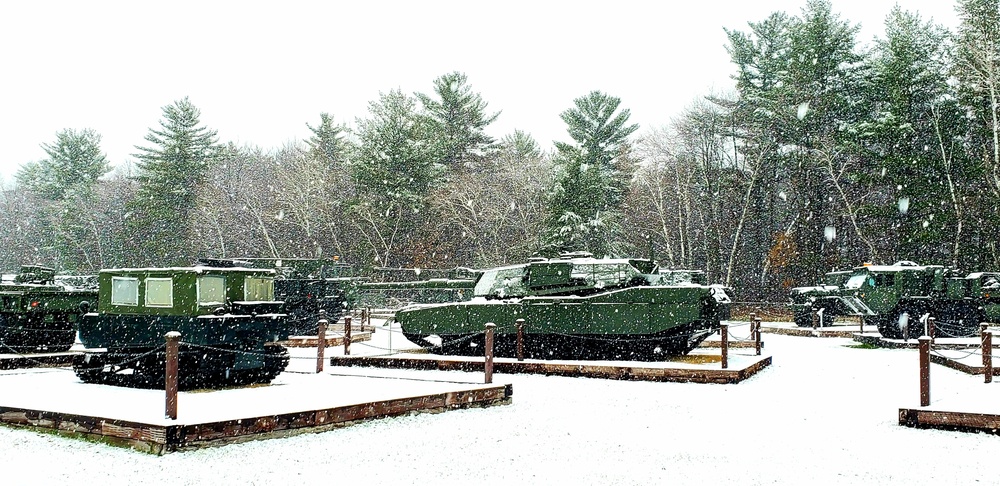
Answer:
983, 324, 993, 384
367, 306, 372, 328
485, 323, 496, 384
516, 318, 525, 362
344, 315, 352, 356
860, 315, 864, 334
316, 310, 328, 373
927, 316, 935, 342
919, 336, 930, 407
721, 323, 729, 369
811, 310, 818, 330
753, 317, 762, 356
165, 331, 180, 420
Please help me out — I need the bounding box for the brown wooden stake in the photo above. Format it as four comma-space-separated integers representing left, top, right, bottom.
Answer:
983, 324, 993, 384
721, 323, 729, 369
485, 323, 496, 384
860, 315, 864, 334
316, 310, 328, 373
165, 331, 180, 420
367, 306, 372, 328
919, 336, 930, 407
754, 317, 762, 356
812, 310, 818, 330
344, 315, 352, 356
927, 316, 935, 342
516, 318, 525, 361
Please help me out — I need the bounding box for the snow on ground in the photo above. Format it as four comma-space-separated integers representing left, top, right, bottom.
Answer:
2, 320, 999, 485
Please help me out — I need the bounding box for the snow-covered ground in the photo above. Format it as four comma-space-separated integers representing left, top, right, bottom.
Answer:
1, 320, 998, 485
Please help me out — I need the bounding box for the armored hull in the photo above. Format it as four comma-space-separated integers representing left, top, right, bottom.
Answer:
0, 266, 97, 353
397, 255, 731, 361
74, 266, 290, 389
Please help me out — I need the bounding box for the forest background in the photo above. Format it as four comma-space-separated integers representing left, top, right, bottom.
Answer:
6, 0, 1000, 302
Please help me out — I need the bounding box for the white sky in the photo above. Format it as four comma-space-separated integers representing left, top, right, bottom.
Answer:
0, 1, 960, 184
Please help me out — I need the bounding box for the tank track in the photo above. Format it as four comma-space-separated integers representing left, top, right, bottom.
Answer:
403, 319, 718, 361
73, 343, 290, 389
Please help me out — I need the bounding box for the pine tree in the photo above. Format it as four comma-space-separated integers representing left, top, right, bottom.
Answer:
17, 128, 110, 200
128, 97, 222, 265
349, 90, 443, 267
416, 71, 500, 170
305, 112, 350, 167
544, 90, 638, 257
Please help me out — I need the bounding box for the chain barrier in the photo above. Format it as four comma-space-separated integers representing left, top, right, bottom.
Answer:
930, 348, 982, 360
71, 344, 169, 373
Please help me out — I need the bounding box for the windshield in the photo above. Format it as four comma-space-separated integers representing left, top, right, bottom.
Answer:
844, 274, 868, 289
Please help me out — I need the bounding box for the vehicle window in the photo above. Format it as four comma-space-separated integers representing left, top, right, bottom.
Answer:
111, 277, 139, 306
474, 267, 527, 298
844, 274, 867, 289
244, 276, 274, 301
198, 275, 226, 305
145, 278, 173, 307
873, 274, 895, 287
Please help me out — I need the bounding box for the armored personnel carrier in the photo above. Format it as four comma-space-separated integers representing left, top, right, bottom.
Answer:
396, 254, 732, 360
789, 261, 1000, 339
73, 264, 290, 389
0, 265, 97, 353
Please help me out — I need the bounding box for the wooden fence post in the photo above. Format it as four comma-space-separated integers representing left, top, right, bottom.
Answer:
812, 310, 818, 330
927, 316, 935, 342
485, 323, 496, 384
983, 324, 993, 384
721, 323, 729, 369
919, 336, 930, 407
344, 315, 352, 356
165, 331, 180, 420
316, 310, 328, 373
754, 317, 762, 356
516, 318, 525, 362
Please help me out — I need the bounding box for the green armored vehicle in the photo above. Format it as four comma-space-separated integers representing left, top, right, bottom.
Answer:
0, 265, 97, 353
396, 253, 732, 360
74, 264, 290, 388
789, 261, 1000, 339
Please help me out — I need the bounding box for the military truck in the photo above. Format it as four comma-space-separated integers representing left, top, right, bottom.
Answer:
789, 261, 1000, 339
0, 265, 97, 353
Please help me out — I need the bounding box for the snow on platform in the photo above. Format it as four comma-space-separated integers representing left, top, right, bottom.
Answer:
0, 351, 78, 369
762, 320, 864, 337
0, 345, 512, 454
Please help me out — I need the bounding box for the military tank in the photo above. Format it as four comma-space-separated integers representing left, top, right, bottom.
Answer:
73, 264, 290, 389
0, 265, 97, 353
396, 253, 732, 361
789, 261, 1000, 339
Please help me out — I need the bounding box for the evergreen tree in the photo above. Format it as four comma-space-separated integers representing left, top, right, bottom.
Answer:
128, 97, 222, 265
416, 71, 500, 170
16, 128, 110, 200
544, 90, 638, 257
349, 89, 443, 267
305, 112, 350, 167
857, 8, 969, 266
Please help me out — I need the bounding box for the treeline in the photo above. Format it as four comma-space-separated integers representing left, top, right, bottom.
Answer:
4, 0, 1000, 302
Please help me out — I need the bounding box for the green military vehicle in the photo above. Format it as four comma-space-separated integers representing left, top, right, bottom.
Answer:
789, 261, 1000, 339
396, 253, 732, 360
73, 264, 290, 388
0, 265, 97, 353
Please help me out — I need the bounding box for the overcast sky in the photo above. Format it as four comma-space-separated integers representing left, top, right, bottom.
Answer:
0, 1, 960, 184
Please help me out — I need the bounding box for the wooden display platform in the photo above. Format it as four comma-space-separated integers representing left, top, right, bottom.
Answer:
0, 370, 511, 454
899, 408, 1000, 435
330, 352, 771, 384
852, 333, 998, 350
0, 351, 78, 370
281, 332, 372, 348
762, 323, 861, 338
